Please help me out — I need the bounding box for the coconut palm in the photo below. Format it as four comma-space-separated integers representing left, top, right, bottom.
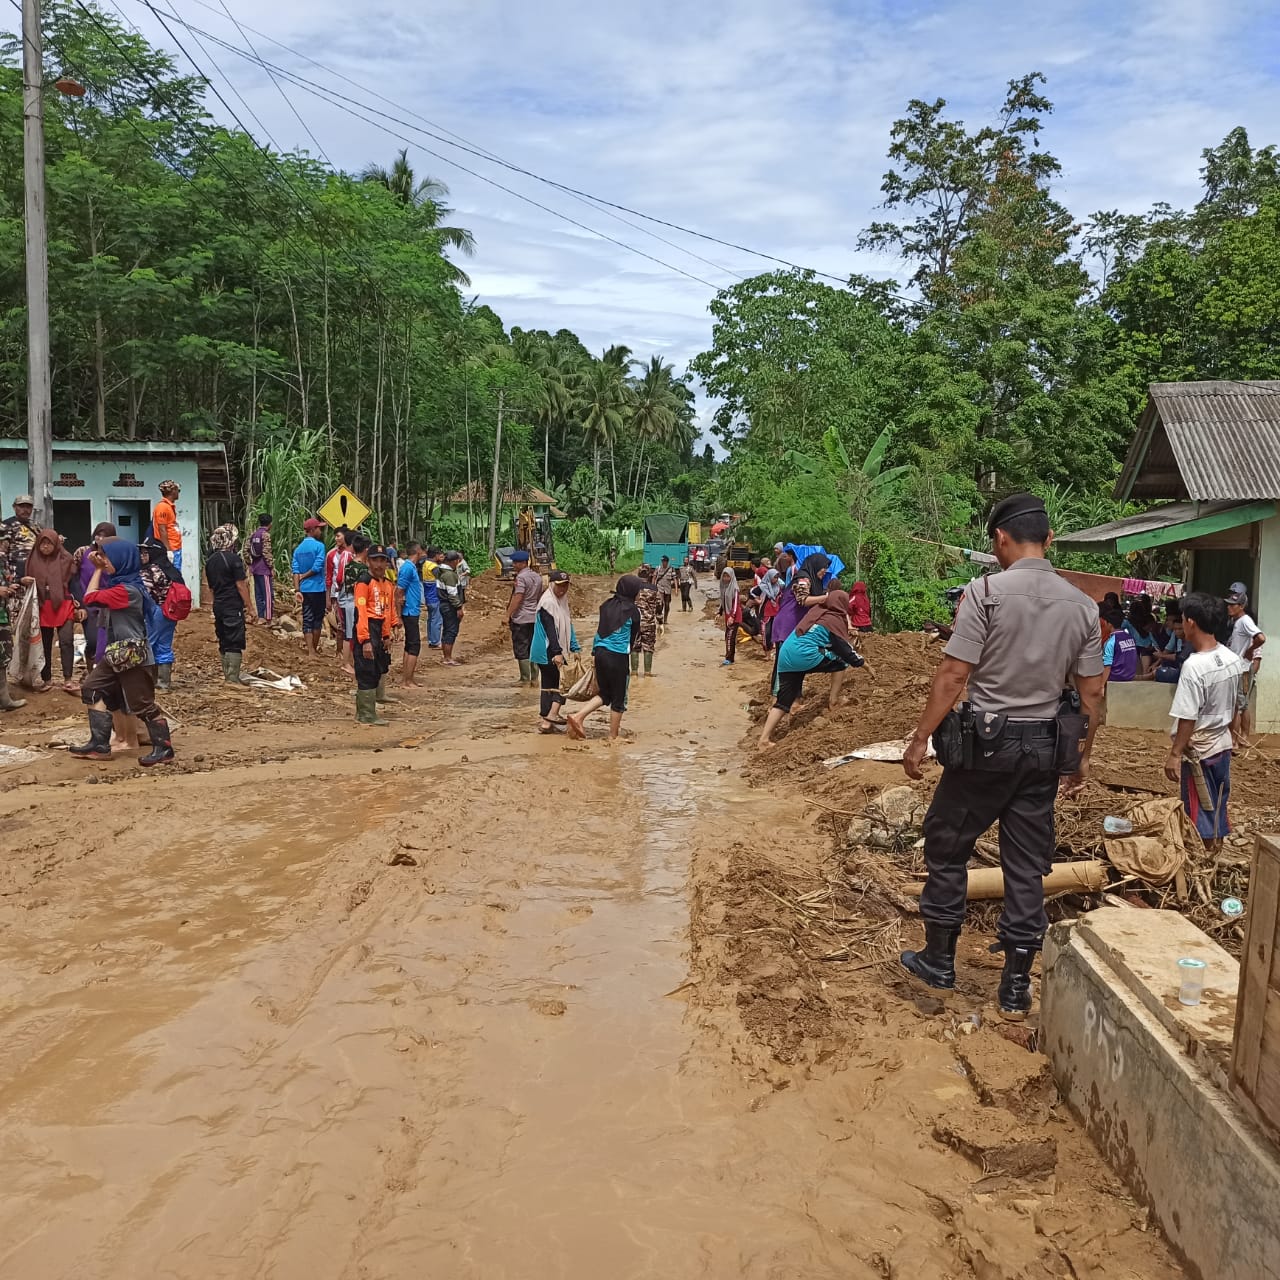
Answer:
361, 148, 477, 284
580, 356, 629, 524
627, 356, 680, 499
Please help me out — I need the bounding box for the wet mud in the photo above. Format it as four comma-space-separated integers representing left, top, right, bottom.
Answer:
0, 588, 1185, 1278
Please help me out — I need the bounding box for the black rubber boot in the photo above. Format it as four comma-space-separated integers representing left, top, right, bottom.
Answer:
139, 717, 175, 766
70, 708, 113, 758
995, 942, 1037, 1021
155, 662, 173, 691
900, 923, 960, 990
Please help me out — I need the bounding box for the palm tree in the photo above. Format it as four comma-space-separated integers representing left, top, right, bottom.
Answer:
361, 148, 477, 284
627, 356, 679, 500
523, 344, 582, 488
580, 357, 629, 524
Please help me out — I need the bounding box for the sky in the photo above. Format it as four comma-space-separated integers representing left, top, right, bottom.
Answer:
121, 0, 1280, 440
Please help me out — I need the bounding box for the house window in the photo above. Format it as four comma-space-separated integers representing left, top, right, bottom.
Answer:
113, 472, 145, 488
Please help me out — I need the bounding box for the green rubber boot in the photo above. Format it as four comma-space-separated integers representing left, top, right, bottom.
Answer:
630, 651, 640, 675
376, 677, 399, 704
356, 688, 388, 725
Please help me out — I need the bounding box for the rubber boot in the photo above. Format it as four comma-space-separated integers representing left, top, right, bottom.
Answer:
139, 716, 175, 766
0, 681, 26, 711
155, 662, 173, 692
356, 688, 388, 726
630, 651, 640, 675
224, 652, 248, 685
900, 923, 960, 990
376, 677, 399, 705
69, 708, 113, 758
994, 942, 1037, 1021
643, 651, 653, 675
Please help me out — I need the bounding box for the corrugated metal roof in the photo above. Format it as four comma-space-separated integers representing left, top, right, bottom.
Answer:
1055, 499, 1274, 553
1116, 381, 1280, 501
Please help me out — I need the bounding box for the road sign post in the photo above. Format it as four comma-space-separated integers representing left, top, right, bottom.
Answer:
317, 485, 371, 532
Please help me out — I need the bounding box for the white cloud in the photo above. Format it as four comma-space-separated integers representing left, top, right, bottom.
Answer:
124, 0, 1280, 447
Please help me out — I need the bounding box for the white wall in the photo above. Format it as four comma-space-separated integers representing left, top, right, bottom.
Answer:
1257, 513, 1280, 734
1, 455, 204, 607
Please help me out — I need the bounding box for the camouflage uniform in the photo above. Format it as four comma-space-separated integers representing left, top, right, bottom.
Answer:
0, 516, 38, 582
0, 534, 14, 675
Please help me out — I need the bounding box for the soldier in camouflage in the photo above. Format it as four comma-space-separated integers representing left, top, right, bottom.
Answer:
0, 528, 28, 710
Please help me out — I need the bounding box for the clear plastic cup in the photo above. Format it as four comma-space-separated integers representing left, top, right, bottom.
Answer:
1177, 957, 1207, 1006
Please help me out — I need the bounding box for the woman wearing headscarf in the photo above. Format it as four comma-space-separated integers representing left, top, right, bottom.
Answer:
140, 535, 185, 691
758, 585, 864, 749
69, 538, 174, 765
566, 575, 643, 743
26, 528, 79, 692
631, 564, 661, 678
530, 570, 580, 733
755, 561, 784, 653
205, 523, 252, 684
71, 522, 116, 668
848, 581, 872, 633
717, 567, 742, 666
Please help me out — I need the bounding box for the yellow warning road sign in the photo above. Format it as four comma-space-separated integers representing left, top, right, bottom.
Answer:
316, 485, 371, 531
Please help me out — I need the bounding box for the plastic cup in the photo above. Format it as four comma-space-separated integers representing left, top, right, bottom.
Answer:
1177, 957, 1207, 1006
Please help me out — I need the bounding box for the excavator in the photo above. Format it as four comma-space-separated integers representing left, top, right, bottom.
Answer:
494, 506, 557, 577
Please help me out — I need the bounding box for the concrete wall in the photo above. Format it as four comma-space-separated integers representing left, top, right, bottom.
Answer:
1, 455, 203, 607
1104, 679, 1176, 731
1257, 512, 1280, 733
1043, 911, 1280, 1280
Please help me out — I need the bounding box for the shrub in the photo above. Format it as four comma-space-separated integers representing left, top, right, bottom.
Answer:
863, 532, 946, 631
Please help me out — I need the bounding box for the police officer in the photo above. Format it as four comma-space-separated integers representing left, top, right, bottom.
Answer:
899, 493, 1105, 1019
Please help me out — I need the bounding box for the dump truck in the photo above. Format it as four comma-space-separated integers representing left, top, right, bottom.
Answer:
642, 513, 689, 568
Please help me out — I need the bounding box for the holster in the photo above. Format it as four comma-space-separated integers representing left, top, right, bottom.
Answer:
933, 703, 976, 770
1054, 687, 1089, 776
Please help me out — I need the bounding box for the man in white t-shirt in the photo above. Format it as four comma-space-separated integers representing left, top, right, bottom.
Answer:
1166, 592, 1248, 850
1225, 587, 1265, 745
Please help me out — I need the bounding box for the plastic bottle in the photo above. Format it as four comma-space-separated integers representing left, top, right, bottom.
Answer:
1103, 816, 1134, 835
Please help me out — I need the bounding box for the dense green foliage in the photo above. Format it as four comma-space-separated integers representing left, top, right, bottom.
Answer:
692, 76, 1279, 624
0, 3, 700, 555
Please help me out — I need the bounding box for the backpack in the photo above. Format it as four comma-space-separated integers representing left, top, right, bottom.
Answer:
162, 580, 193, 621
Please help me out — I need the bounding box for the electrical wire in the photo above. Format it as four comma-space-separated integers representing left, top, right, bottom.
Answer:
133, 0, 850, 285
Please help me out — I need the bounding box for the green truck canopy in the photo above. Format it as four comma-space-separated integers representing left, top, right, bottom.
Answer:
643, 514, 689, 544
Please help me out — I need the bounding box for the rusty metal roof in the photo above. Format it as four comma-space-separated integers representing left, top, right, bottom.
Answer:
1115, 381, 1280, 502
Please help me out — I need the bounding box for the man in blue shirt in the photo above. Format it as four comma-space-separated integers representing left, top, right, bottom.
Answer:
422, 545, 443, 649
395, 541, 426, 687
291, 517, 328, 656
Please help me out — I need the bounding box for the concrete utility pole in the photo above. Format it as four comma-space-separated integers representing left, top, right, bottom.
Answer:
22, 0, 53, 527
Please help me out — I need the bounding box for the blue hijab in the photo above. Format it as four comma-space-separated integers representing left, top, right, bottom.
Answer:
102, 537, 145, 594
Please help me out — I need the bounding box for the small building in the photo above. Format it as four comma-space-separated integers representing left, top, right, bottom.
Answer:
0, 439, 230, 608
1056, 381, 1279, 731
443, 483, 567, 523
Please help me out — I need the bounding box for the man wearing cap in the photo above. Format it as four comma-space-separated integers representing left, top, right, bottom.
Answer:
395, 541, 426, 688
900, 493, 1105, 1021
436, 551, 466, 665
506, 550, 544, 686
0, 527, 27, 711
2, 495, 40, 582
1225, 585, 1265, 746
353, 544, 399, 724
153, 480, 183, 572
291, 517, 329, 656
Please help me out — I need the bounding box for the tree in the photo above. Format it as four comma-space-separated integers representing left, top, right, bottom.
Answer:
580, 355, 629, 524
361, 148, 476, 284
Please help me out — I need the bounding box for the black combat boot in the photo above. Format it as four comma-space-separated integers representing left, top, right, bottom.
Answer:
995, 942, 1037, 1021
139, 717, 175, 766
69, 708, 113, 758
900, 923, 960, 990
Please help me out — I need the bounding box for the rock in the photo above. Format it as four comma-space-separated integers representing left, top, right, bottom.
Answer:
385, 850, 417, 867
870, 784, 927, 830
846, 817, 874, 845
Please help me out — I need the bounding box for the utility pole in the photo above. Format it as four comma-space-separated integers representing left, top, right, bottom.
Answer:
22, 0, 53, 527
486, 388, 504, 558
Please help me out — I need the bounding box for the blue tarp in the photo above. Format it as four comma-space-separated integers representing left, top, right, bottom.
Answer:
783, 543, 846, 587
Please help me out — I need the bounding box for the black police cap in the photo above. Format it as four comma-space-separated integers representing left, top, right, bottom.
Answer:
986, 492, 1047, 538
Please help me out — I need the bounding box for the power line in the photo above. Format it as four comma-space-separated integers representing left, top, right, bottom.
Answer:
137, 1, 724, 290
133, 0, 850, 286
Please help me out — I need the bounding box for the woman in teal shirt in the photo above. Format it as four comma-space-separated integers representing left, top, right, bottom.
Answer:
758, 586, 863, 749
567, 575, 643, 744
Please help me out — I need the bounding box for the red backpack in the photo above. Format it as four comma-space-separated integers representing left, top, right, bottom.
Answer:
162, 581, 193, 621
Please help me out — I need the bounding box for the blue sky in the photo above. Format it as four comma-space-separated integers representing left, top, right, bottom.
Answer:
125, 0, 1280, 436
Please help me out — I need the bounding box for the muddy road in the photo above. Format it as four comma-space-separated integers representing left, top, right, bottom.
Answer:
0, 593, 1182, 1279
